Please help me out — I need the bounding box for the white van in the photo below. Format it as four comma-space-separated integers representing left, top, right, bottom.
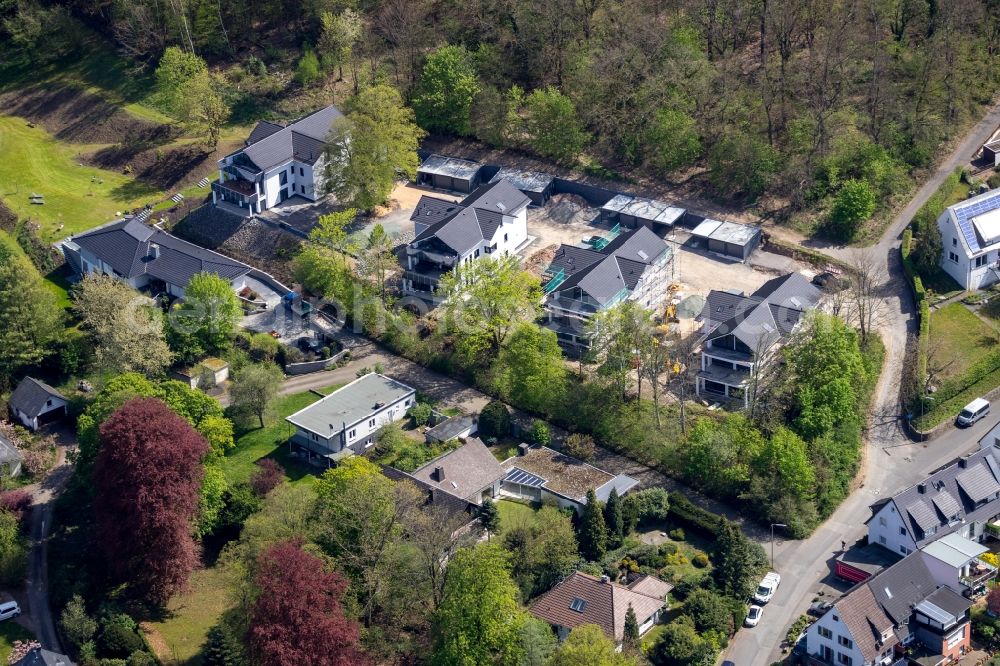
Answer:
0, 601, 20, 621
957, 398, 991, 427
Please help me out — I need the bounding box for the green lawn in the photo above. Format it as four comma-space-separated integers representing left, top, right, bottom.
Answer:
489, 440, 521, 462
496, 499, 539, 532
0, 117, 166, 242
928, 303, 998, 380
0, 621, 36, 663
0, 230, 72, 308
145, 566, 230, 665
220, 386, 343, 486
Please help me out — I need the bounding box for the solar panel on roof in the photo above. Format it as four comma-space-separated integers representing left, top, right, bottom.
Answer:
504, 468, 546, 488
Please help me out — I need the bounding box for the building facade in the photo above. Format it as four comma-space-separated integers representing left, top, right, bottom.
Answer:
937, 188, 1000, 290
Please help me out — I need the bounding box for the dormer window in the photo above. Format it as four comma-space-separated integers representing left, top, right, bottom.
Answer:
569, 598, 586, 612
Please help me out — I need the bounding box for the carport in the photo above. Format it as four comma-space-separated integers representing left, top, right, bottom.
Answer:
600, 194, 685, 230
489, 168, 555, 206
416, 154, 483, 193
690, 218, 762, 262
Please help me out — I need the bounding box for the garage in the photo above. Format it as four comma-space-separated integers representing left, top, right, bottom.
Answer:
489, 167, 555, 206
600, 194, 685, 230
416, 154, 483, 193
690, 218, 762, 262
8, 377, 68, 432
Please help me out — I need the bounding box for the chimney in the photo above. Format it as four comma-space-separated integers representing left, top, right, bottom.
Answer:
149, 243, 160, 259
918, 483, 927, 494
518, 443, 530, 457
433, 466, 446, 482
959, 457, 969, 469
600, 575, 610, 584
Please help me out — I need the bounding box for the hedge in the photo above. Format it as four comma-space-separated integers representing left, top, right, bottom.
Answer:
668, 491, 724, 537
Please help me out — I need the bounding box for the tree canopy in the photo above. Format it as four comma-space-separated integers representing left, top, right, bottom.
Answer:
413, 45, 480, 136
0, 234, 60, 384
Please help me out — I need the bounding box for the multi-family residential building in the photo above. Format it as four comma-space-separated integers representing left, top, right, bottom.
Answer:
806, 541, 980, 666
866, 447, 1000, 557
286, 373, 416, 465
695, 272, 821, 407
937, 187, 1000, 290
402, 179, 531, 302
541, 225, 674, 349
212, 105, 343, 215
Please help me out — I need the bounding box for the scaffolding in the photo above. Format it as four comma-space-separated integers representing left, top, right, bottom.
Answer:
543, 267, 567, 294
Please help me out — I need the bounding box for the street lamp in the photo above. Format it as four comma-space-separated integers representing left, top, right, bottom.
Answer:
770, 523, 787, 568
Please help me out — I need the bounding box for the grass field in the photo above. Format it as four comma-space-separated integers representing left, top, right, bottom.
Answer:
0, 117, 165, 241
145, 566, 230, 665
496, 499, 538, 531
928, 303, 998, 380
220, 386, 344, 486
0, 230, 72, 307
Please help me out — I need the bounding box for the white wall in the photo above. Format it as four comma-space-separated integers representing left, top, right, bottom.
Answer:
342, 393, 413, 451
867, 502, 918, 557
939, 212, 1000, 290
806, 605, 871, 666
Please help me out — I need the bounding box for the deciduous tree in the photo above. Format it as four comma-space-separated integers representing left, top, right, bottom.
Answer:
169, 272, 243, 357
94, 398, 207, 602
72, 274, 172, 376
432, 543, 526, 665
523, 87, 589, 164
549, 624, 636, 666
248, 539, 364, 666
413, 44, 480, 135
229, 363, 282, 428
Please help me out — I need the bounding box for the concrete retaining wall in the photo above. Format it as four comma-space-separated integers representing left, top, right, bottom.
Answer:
285, 349, 350, 375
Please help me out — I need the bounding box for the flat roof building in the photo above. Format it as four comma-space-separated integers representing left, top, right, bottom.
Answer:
600, 194, 685, 229
416, 154, 484, 193
690, 218, 762, 262
488, 167, 555, 205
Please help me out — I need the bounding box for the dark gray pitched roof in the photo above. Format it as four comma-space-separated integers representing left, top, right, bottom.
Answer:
246, 121, 284, 145
868, 552, 939, 625
13, 648, 75, 666
0, 434, 22, 465
408, 438, 504, 502
380, 465, 477, 519
701, 272, 821, 350
548, 226, 670, 306
411, 180, 529, 255
9, 377, 66, 419
914, 586, 970, 624
70, 219, 251, 289
238, 105, 344, 170
884, 448, 1000, 547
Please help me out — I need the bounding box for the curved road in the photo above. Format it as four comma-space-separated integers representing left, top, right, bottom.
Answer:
724, 99, 1000, 665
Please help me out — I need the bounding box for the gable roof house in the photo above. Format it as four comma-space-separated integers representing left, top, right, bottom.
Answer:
695, 272, 821, 407
286, 373, 416, 466
542, 225, 674, 350
61, 218, 251, 299
936, 187, 1000, 290
530, 571, 672, 646
806, 548, 974, 666
386, 437, 504, 507
8, 377, 68, 431
499, 444, 638, 514
867, 447, 1000, 558
402, 179, 531, 303
212, 105, 343, 215
13, 649, 76, 666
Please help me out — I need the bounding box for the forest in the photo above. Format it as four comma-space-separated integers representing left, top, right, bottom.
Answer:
5, 0, 1000, 239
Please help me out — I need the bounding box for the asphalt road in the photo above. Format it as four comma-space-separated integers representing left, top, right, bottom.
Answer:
723, 100, 1000, 665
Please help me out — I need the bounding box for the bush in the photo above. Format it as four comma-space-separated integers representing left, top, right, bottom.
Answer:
250, 459, 284, 497
530, 420, 551, 447
668, 493, 720, 537
100, 624, 145, 658
0, 491, 31, 526
692, 553, 710, 568
295, 48, 322, 86
623, 488, 671, 529
479, 400, 511, 438
409, 402, 433, 427
563, 433, 595, 461
669, 528, 685, 541
659, 542, 679, 556
829, 178, 876, 240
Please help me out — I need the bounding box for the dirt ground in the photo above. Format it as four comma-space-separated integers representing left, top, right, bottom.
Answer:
527, 193, 608, 249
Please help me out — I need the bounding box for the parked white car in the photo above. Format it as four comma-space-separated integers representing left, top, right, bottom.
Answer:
957, 398, 990, 427
745, 604, 763, 627
0, 601, 20, 621
753, 572, 781, 604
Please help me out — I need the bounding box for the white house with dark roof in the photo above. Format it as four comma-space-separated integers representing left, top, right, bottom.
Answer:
8, 377, 68, 431
212, 105, 343, 214
937, 187, 1000, 290
695, 272, 821, 407
61, 218, 251, 298
866, 447, 1000, 557
286, 373, 415, 465
542, 225, 674, 349
404, 437, 503, 505
402, 179, 531, 302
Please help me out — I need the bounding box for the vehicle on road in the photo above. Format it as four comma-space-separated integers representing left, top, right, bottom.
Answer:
745, 605, 763, 627
957, 398, 990, 427
0, 601, 21, 621
753, 572, 781, 604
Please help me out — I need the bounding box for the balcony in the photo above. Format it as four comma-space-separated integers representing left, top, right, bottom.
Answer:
961, 560, 997, 593
213, 179, 260, 204
702, 345, 754, 364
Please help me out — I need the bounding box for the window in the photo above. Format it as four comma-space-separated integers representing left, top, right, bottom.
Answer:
879, 535, 887, 545
950, 251, 960, 263
475, 249, 480, 258
953, 237, 958, 246
45, 399, 52, 407
368, 418, 376, 428
838, 636, 853, 649
879, 516, 887, 526
405, 399, 411, 407
280, 170, 288, 185
569, 598, 586, 612
300, 184, 305, 194
837, 653, 852, 666
504, 233, 508, 242
976, 255, 989, 268
300, 167, 304, 176
818, 627, 833, 639
899, 526, 906, 536
899, 545, 910, 555
348, 428, 356, 439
